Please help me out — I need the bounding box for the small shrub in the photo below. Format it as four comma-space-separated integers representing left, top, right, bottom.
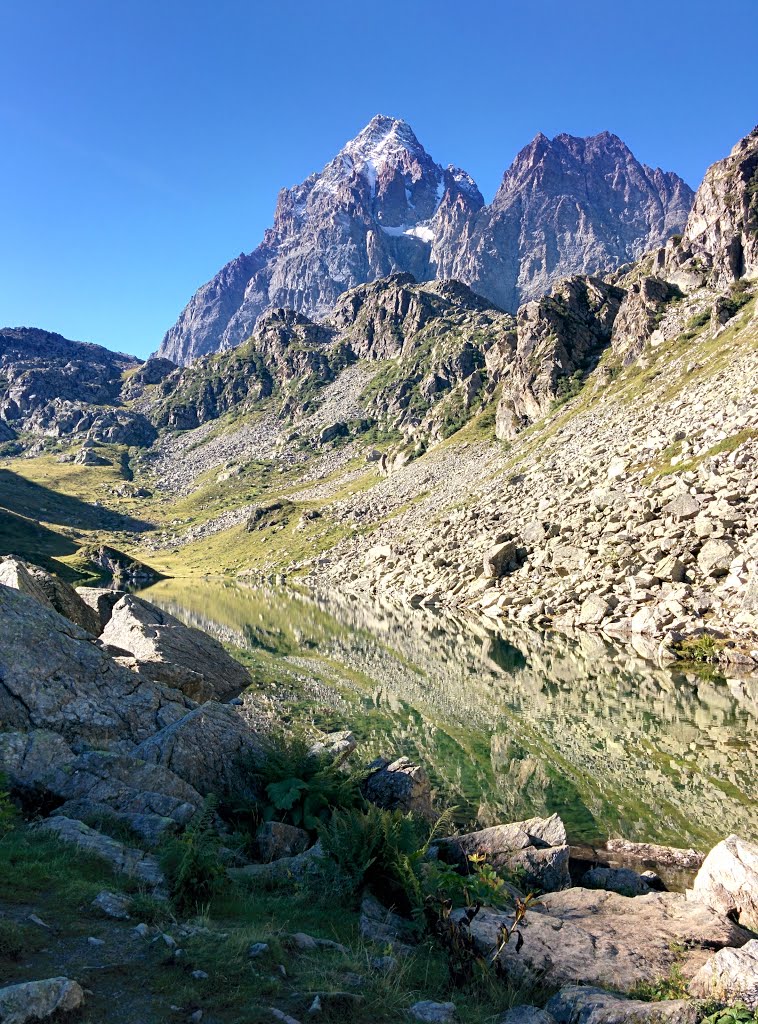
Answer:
629, 962, 688, 1001
673, 632, 724, 664
701, 1007, 758, 1024
550, 370, 585, 410
159, 799, 226, 912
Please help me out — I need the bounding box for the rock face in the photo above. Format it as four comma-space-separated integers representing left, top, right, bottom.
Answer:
0, 584, 192, 749
495, 277, 625, 438
158, 118, 691, 364
689, 834, 758, 931
0, 730, 76, 790
0, 556, 100, 634
663, 124, 758, 289
100, 594, 251, 701
438, 813, 570, 892
133, 701, 265, 796
0, 326, 151, 445
463, 887, 751, 991
688, 938, 758, 1011
0, 977, 85, 1024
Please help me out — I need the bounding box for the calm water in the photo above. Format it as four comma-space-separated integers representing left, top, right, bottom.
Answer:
137, 578, 758, 850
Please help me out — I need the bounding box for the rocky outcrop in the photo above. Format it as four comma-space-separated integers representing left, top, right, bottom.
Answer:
81, 545, 160, 585
158, 118, 691, 365
0, 977, 85, 1024
663, 124, 758, 290
100, 594, 251, 701
689, 834, 758, 931
545, 986, 698, 1023
438, 813, 570, 892
0, 583, 192, 749
44, 750, 203, 844
133, 701, 266, 796
0, 730, 76, 791
610, 276, 682, 365
463, 887, 751, 991
0, 557, 100, 634
75, 586, 127, 631
495, 277, 624, 438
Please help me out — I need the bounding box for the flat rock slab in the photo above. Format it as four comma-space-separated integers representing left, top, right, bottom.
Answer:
0, 976, 84, 1024
36, 816, 164, 887
463, 887, 751, 992
546, 985, 699, 1023
100, 594, 250, 701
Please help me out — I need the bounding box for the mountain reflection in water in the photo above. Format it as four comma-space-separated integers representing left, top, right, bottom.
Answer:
137, 578, 758, 849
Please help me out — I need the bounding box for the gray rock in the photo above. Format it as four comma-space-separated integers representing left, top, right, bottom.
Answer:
463, 887, 751, 992
578, 595, 611, 626
662, 494, 700, 520
581, 866, 652, 897
134, 701, 265, 796
0, 584, 192, 749
229, 842, 323, 885
497, 1009, 557, 1024
483, 541, 518, 579
0, 730, 76, 790
688, 938, 758, 1010
546, 985, 698, 1023
697, 538, 737, 578
308, 730, 357, 759
35, 817, 164, 887
605, 839, 704, 870
248, 942, 269, 959
363, 756, 433, 818
359, 894, 416, 956
689, 833, 758, 931
255, 822, 310, 862
44, 750, 202, 844
92, 891, 132, 920
75, 587, 127, 631
0, 557, 100, 634
100, 594, 250, 701
438, 814, 570, 892
0, 977, 85, 1024
408, 1000, 458, 1023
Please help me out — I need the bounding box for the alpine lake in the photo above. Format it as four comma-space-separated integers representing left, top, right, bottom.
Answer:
137, 577, 758, 855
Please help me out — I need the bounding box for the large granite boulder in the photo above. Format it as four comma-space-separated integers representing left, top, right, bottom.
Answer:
461, 887, 751, 992
44, 750, 202, 845
438, 814, 570, 892
689, 834, 758, 932
100, 594, 250, 701
0, 584, 192, 749
546, 985, 698, 1023
688, 938, 758, 1010
0, 977, 84, 1024
36, 817, 164, 887
133, 701, 265, 796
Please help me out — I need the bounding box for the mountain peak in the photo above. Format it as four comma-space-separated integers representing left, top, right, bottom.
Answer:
339, 115, 426, 168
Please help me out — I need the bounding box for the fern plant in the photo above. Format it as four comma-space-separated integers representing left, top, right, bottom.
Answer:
232, 732, 368, 835
159, 798, 226, 912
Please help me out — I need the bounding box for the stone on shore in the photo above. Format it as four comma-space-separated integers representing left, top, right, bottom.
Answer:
688, 938, 758, 1010
689, 834, 758, 931
363, 756, 433, 818
0, 977, 84, 1024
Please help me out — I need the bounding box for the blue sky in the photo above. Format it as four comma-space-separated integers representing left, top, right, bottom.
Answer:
1, 0, 756, 359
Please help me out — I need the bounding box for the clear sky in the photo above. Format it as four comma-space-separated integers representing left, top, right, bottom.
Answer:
1, 0, 756, 359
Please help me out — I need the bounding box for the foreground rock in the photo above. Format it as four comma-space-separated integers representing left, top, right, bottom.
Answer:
0, 584, 192, 749
438, 813, 570, 892
546, 985, 698, 1023
45, 750, 203, 845
497, 1009, 556, 1024
134, 701, 265, 795
75, 586, 127, 631
689, 834, 758, 931
0, 730, 75, 791
36, 816, 164, 887
688, 938, 758, 1011
462, 887, 751, 991
100, 594, 251, 701
0, 977, 84, 1024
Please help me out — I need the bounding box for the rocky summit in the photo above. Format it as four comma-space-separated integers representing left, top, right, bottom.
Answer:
159, 116, 693, 364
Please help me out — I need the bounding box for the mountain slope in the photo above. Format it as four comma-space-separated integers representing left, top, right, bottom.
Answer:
159, 118, 693, 365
